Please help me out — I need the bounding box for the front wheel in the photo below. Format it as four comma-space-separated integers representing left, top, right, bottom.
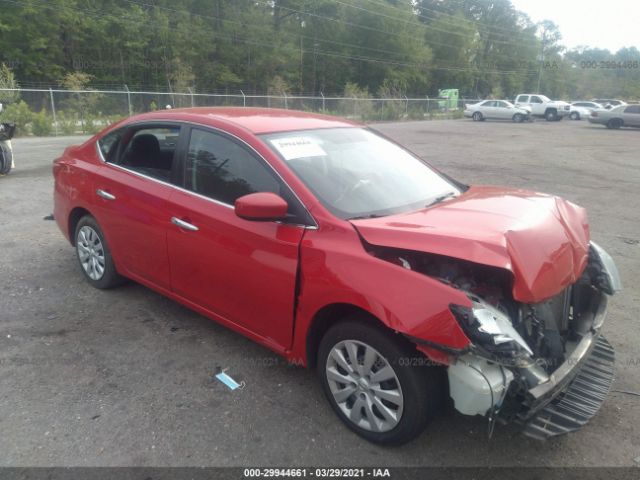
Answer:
75, 215, 124, 289
570, 112, 580, 120
512, 113, 524, 123
545, 110, 558, 121
317, 318, 443, 445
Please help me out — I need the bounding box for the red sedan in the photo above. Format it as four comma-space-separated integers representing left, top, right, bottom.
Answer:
53, 108, 620, 445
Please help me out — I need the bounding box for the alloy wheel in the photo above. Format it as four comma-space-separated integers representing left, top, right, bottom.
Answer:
77, 225, 106, 280
325, 339, 404, 432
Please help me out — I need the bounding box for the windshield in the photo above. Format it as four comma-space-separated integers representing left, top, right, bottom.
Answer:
262, 128, 458, 220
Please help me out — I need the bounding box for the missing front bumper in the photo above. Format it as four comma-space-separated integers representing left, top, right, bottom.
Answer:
521, 336, 615, 440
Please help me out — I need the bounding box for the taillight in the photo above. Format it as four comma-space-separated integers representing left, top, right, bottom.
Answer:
591, 112, 598, 117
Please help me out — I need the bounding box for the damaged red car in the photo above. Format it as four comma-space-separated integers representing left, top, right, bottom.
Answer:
53, 108, 621, 445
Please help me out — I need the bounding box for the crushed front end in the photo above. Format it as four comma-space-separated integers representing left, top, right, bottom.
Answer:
446, 241, 621, 440
373, 240, 621, 440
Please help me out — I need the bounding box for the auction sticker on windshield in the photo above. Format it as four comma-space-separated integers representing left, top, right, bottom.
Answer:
269, 136, 326, 160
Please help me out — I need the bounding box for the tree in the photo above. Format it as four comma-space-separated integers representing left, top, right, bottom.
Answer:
0, 63, 20, 104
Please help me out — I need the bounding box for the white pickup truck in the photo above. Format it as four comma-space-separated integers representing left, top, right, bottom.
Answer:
514, 94, 571, 121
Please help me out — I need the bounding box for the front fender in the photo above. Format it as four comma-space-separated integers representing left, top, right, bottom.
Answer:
289, 224, 472, 364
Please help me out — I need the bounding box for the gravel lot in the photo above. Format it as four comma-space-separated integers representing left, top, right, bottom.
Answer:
0, 119, 639, 467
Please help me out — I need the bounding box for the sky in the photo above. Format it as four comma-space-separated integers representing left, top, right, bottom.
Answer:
510, 0, 639, 52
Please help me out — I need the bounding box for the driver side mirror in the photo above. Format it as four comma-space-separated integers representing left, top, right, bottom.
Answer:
235, 192, 288, 221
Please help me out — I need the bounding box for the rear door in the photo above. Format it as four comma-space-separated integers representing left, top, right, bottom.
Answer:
92, 124, 182, 290
166, 126, 312, 349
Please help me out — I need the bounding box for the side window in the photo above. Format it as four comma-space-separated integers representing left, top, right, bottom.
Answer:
530, 96, 543, 104
97, 130, 122, 163
118, 126, 180, 182
496, 101, 508, 108
516, 96, 528, 103
185, 128, 313, 225
624, 105, 640, 114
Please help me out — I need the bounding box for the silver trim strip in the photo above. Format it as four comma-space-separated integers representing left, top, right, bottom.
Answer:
95, 119, 318, 229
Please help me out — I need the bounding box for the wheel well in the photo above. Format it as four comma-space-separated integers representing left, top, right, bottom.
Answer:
545, 108, 557, 114
306, 303, 397, 369
68, 207, 91, 245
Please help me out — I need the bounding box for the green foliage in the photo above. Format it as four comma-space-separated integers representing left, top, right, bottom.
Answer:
0, 63, 20, 104
1, 100, 34, 135
0, 0, 637, 105
56, 111, 78, 135
31, 110, 53, 136
340, 83, 374, 120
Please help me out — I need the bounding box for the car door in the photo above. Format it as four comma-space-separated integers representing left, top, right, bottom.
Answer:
529, 95, 544, 115
515, 95, 529, 110
623, 105, 640, 126
495, 101, 511, 119
92, 123, 182, 290
166, 126, 312, 349
480, 101, 496, 118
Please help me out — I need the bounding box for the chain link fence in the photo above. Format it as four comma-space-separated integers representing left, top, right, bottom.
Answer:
0, 87, 481, 136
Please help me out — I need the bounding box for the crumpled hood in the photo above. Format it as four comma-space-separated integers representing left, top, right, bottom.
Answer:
351, 186, 590, 303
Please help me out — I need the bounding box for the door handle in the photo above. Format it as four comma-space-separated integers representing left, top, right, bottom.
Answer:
96, 189, 116, 200
171, 217, 199, 232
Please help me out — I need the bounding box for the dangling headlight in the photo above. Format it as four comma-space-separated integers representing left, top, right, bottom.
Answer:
450, 298, 533, 357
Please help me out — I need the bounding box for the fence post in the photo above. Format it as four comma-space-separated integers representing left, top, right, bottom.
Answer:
124, 84, 132, 116
321, 91, 325, 112
283, 92, 288, 109
240, 90, 246, 107
49, 88, 59, 137
404, 95, 409, 118
188, 87, 195, 107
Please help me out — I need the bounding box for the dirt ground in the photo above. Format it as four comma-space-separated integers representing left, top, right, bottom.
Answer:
0, 118, 638, 467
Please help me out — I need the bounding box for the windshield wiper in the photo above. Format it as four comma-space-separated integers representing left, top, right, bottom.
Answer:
427, 191, 457, 207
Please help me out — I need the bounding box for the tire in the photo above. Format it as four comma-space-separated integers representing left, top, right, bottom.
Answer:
317, 317, 443, 445
570, 112, 580, 120
607, 118, 623, 129
472, 112, 483, 122
0, 143, 12, 175
545, 109, 558, 121
74, 215, 124, 289
512, 113, 524, 123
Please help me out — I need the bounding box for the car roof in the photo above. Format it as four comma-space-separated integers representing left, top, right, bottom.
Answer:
122, 107, 359, 134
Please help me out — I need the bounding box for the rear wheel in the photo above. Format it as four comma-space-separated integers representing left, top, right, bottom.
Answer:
74, 215, 124, 289
607, 118, 623, 129
317, 317, 443, 445
472, 112, 483, 122
570, 112, 580, 120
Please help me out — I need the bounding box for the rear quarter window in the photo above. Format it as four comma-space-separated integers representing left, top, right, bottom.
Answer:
97, 130, 122, 163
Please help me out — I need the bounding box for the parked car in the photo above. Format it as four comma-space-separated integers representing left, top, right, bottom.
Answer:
464, 100, 531, 122
569, 101, 603, 120
53, 108, 620, 445
592, 99, 627, 110
514, 94, 571, 121
588, 104, 640, 128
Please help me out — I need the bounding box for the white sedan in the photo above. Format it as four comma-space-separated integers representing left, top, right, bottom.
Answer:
464, 100, 531, 122
570, 101, 603, 120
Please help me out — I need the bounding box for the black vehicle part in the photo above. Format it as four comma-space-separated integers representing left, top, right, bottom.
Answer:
521, 336, 614, 440
0, 142, 12, 174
